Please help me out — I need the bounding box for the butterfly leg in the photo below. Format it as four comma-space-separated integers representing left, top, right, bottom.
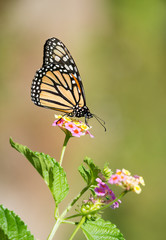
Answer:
85, 114, 90, 127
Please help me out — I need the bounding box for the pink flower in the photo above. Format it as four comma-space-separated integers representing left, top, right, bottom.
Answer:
65, 122, 77, 131
71, 127, 84, 137
85, 130, 94, 138
52, 115, 94, 138
108, 174, 121, 184
52, 118, 64, 127
108, 169, 145, 194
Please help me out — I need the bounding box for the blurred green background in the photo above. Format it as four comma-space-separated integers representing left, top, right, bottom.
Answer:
0, 0, 165, 239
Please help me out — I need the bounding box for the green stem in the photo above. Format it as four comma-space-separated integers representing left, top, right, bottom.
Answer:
59, 133, 70, 166
62, 220, 75, 224
61, 185, 90, 219
99, 190, 128, 211
54, 206, 59, 219
69, 216, 86, 240
47, 218, 62, 240
47, 185, 90, 240
64, 213, 82, 220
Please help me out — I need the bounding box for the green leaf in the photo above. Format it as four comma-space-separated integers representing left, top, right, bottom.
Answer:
10, 138, 69, 205
0, 205, 35, 240
78, 157, 100, 186
78, 165, 91, 184
81, 218, 125, 240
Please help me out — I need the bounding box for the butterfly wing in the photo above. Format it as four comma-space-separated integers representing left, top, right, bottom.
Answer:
43, 37, 86, 104
31, 38, 87, 114
31, 65, 85, 113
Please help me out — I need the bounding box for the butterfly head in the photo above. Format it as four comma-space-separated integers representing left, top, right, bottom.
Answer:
69, 105, 106, 131
69, 105, 93, 119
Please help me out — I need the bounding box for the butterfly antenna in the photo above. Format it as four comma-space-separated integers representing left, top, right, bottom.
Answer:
93, 114, 105, 124
92, 114, 106, 132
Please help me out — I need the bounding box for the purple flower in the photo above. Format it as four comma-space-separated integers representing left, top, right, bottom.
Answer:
95, 178, 112, 196
94, 178, 120, 209
111, 200, 122, 209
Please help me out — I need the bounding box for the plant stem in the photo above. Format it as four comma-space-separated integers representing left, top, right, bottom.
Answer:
69, 216, 86, 240
59, 133, 70, 166
47, 185, 90, 240
64, 213, 82, 220
61, 185, 90, 219
54, 206, 59, 219
99, 190, 128, 211
47, 218, 61, 240
62, 220, 75, 224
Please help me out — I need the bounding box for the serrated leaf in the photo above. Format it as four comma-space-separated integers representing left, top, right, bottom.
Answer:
0, 205, 35, 240
84, 157, 100, 183
81, 218, 125, 240
78, 157, 100, 185
78, 165, 91, 184
10, 138, 69, 205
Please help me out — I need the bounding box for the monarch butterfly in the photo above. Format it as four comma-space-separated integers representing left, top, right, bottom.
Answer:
31, 37, 106, 130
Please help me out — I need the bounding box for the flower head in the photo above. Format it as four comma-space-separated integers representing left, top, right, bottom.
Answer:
108, 174, 121, 184
94, 178, 120, 209
108, 168, 145, 194
52, 115, 94, 138
95, 178, 112, 197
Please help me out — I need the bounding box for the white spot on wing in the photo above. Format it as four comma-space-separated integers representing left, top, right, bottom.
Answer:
69, 65, 73, 70
63, 56, 67, 61
65, 64, 70, 70
55, 56, 60, 61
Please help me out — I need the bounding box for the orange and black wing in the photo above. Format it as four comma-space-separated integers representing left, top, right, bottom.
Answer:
31, 64, 85, 113
43, 37, 86, 103
31, 37, 87, 114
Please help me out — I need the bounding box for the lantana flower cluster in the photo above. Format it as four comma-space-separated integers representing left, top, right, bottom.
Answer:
94, 178, 121, 209
108, 168, 145, 194
52, 115, 94, 138
92, 168, 145, 211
